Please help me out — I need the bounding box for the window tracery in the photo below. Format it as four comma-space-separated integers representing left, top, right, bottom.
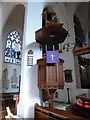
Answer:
4, 30, 21, 64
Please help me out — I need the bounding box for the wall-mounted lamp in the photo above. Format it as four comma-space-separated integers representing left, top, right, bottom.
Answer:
50, 32, 55, 38
63, 42, 77, 51
62, 33, 79, 51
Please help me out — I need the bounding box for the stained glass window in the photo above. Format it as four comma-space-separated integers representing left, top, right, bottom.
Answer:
4, 30, 21, 64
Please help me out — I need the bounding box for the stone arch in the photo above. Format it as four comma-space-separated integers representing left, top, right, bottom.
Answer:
2, 2, 25, 94
73, 2, 89, 47
2, 2, 25, 34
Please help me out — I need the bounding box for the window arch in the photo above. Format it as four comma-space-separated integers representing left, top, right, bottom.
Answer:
4, 30, 21, 64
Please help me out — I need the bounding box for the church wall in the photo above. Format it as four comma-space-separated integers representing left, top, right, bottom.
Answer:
19, 2, 89, 118
0, 3, 3, 93
0, 5, 2, 91
17, 2, 44, 118
0, 2, 25, 93
1, 1, 90, 118
2, 2, 24, 93
1, 6, 22, 93
9, 2, 89, 117
53, 2, 89, 103
0, 39, 2, 93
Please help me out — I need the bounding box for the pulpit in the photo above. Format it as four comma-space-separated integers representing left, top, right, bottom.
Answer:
37, 57, 64, 108
35, 21, 68, 108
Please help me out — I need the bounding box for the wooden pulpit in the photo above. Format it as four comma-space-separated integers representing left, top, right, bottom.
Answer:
37, 57, 64, 108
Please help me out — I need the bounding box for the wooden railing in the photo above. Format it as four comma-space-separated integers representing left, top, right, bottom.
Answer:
34, 103, 87, 120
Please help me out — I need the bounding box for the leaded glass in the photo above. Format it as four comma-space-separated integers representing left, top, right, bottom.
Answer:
4, 30, 21, 64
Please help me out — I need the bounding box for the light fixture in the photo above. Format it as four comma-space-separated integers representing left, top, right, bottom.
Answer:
50, 32, 55, 38
63, 42, 77, 51
62, 33, 79, 51
80, 65, 85, 70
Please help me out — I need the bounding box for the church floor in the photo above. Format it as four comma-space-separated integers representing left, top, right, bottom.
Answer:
44, 101, 73, 110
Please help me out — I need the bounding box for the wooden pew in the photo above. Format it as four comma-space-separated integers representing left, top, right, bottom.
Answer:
34, 103, 88, 120
71, 93, 90, 119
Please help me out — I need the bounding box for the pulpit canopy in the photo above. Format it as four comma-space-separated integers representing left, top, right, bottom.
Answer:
35, 23, 68, 45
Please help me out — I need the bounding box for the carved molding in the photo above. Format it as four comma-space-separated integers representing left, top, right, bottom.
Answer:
73, 46, 90, 56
